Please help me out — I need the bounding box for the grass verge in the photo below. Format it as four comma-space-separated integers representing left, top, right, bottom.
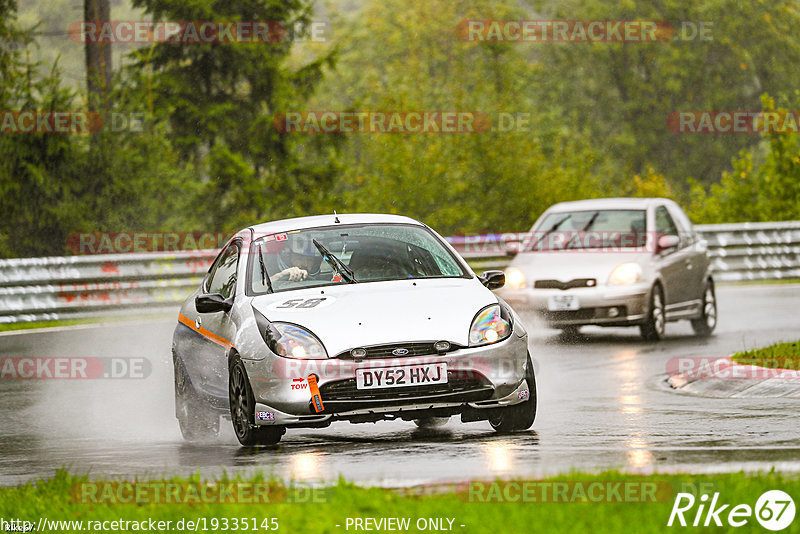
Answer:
0, 471, 797, 532
0, 313, 175, 333
732, 340, 800, 370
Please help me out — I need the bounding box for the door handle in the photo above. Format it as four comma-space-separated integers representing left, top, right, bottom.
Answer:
195, 316, 202, 329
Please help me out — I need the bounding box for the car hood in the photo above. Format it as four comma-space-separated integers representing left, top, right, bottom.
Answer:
508, 251, 649, 283
250, 278, 495, 356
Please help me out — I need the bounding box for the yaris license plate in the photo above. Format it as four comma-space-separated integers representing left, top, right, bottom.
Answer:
548, 294, 579, 311
356, 363, 448, 390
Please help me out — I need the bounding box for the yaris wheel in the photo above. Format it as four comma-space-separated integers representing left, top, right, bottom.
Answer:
490, 355, 537, 433
229, 355, 284, 446
413, 417, 450, 428
691, 280, 717, 337
640, 284, 666, 341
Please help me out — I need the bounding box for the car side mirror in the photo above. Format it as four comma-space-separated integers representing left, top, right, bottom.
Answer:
657, 235, 680, 253
479, 270, 505, 290
196, 293, 232, 313
504, 239, 521, 257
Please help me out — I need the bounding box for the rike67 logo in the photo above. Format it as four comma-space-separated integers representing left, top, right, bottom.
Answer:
668, 490, 795, 531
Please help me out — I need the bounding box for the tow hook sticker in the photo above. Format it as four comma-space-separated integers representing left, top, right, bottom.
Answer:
308, 374, 325, 413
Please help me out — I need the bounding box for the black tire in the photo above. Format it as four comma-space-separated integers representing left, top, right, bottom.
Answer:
413, 416, 450, 428
490, 355, 537, 433
691, 279, 717, 337
174, 356, 219, 441
229, 356, 284, 446
640, 284, 666, 341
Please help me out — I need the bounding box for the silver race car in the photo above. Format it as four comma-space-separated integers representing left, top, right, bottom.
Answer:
172, 214, 535, 445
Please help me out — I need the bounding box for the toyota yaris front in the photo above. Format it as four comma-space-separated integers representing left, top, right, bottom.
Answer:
172, 214, 535, 446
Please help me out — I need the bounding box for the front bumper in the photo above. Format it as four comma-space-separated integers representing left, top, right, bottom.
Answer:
243, 331, 530, 426
498, 283, 650, 327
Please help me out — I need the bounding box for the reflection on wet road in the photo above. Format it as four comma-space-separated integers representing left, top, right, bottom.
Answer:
1, 284, 799, 486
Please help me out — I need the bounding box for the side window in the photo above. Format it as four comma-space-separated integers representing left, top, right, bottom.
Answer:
667, 204, 695, 244
207, 243, 239, 299
655, 206, 679, 237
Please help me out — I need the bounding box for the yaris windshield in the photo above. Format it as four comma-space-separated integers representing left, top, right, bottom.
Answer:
525, 209, 647, 251
249, 224, 469, 294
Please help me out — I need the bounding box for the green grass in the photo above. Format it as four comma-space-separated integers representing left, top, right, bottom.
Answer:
732, 340, 800, 370
0, 313, 175, 332
724, 277, 800, 286
0, 471, 798, 532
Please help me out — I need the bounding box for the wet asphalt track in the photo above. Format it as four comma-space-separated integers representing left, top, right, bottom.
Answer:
1, 283, 799, 487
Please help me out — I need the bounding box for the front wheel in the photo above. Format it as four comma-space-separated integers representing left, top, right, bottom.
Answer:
691, 280, 717, 337
229, 356, 284, 446
640, 285, 666, 341
490, 355, 537, 433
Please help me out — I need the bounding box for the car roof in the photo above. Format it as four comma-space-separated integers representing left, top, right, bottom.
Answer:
545, 197, 677, 213
248, 213, 424, 235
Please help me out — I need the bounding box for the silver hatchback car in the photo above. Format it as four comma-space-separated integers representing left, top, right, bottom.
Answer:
172, 214, 535, 446
498, 198, 717, 340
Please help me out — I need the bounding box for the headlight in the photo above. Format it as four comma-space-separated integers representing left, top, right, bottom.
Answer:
267, 323, 328, 359
608, 263, 643, 285
504, 267, 526, 289
469, 304, 511, 346
253, 308, 327, 359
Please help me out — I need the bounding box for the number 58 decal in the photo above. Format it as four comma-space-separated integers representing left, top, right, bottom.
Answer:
266, 296, 336, 311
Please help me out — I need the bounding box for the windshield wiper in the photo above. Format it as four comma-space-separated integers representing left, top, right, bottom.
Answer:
530, 214, 571, 251
312, 239, 356, 283
258, 243, 274, 293
566, 211, 600, 249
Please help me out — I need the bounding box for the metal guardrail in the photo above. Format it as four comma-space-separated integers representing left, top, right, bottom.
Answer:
1, 222, 798, 324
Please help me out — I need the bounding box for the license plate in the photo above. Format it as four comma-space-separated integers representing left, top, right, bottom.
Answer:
548, 294, 579, 311
356, 363, 447, 390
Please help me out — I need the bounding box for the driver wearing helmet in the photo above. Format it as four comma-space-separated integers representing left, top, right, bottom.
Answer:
270, 234, 322, 283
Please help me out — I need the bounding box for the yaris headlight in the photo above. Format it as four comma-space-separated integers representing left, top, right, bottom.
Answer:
504, 267, 526, 289
608, 262, 643, 285
253, 308, 327, 359
469, 304, 511, 346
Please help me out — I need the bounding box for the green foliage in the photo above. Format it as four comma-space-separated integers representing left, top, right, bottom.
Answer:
528, 0, 800, 189
128, 0, 337, 230
687, 93, 800, 223
3, 0, 800, 258
311, 0, 610, 234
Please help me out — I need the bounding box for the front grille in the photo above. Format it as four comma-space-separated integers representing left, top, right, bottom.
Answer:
316, 369, 493, 412
541, 305, 627, 321
534, 278, 596, 290
336, 341, 461, 359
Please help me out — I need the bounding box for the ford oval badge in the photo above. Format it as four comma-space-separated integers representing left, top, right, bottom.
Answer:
392, 348, 409, 356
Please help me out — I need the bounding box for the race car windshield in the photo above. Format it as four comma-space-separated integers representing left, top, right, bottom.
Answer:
524, 209, 648, 251
250, 224, 469, 294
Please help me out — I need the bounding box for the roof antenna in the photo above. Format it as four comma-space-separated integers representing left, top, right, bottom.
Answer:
334, 210, 340, 224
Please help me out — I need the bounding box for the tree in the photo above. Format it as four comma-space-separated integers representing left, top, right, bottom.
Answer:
129, 0, 336, 229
